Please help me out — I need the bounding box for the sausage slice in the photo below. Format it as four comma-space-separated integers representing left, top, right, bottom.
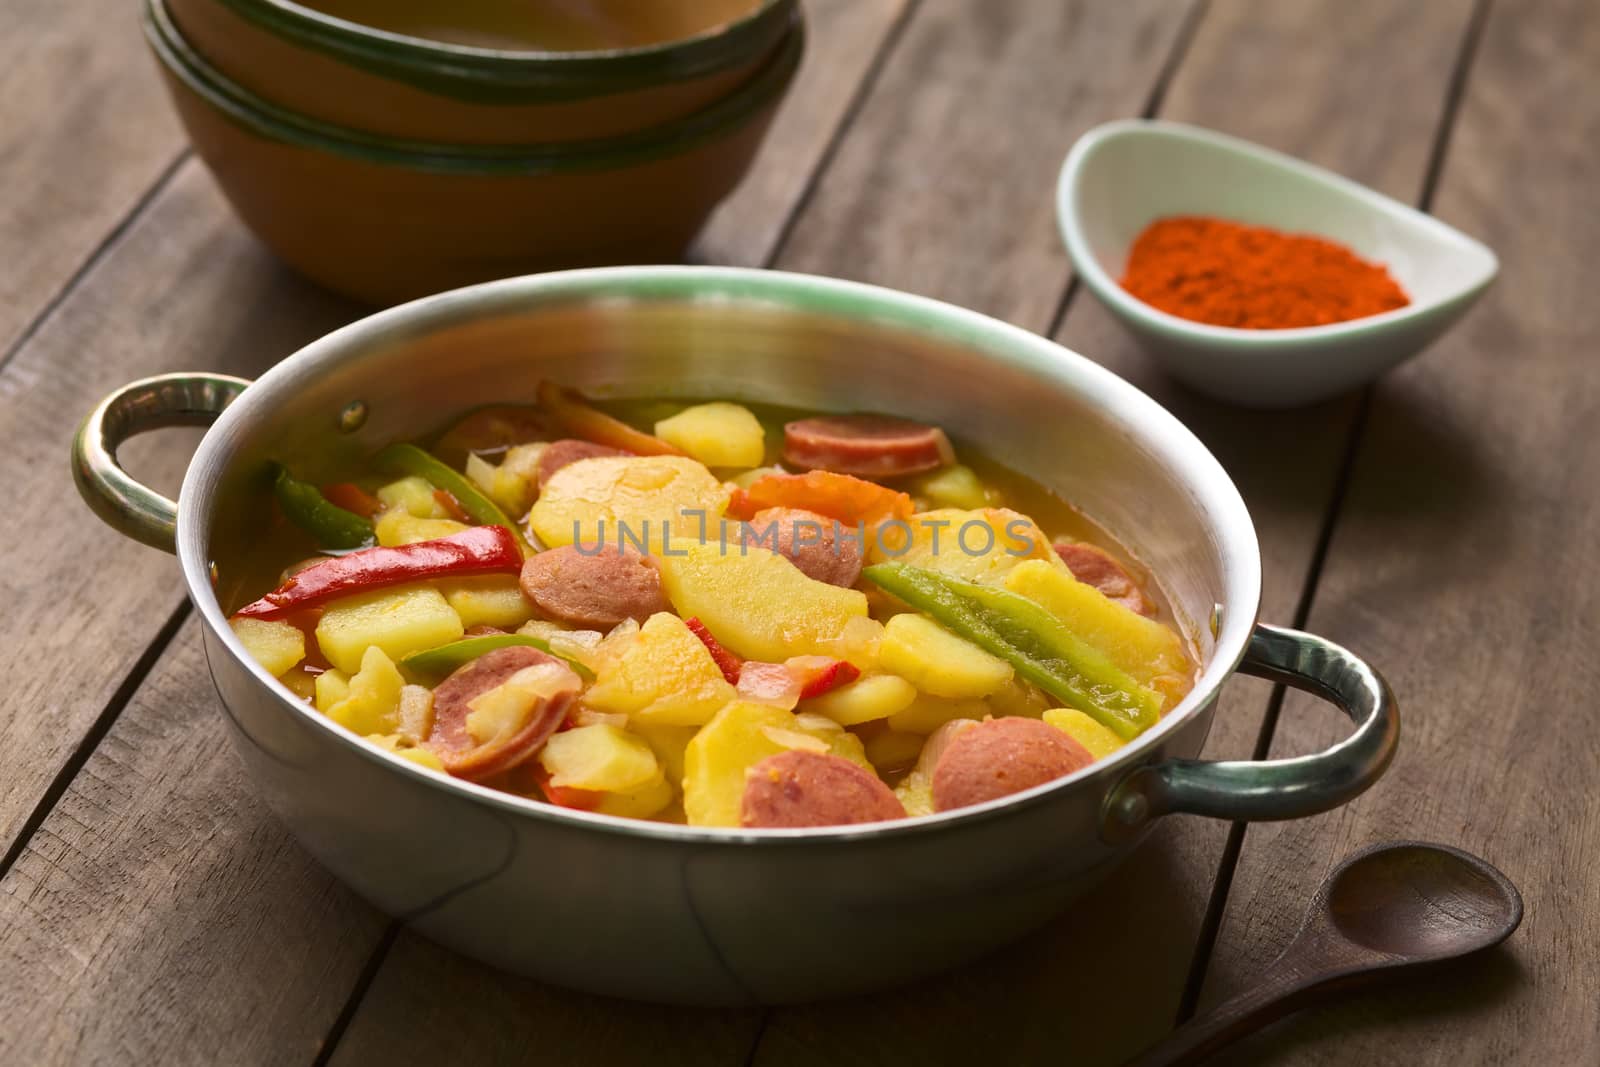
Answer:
741, 749, 906, 828
425, 646, 577, 781
931, 717, 1092, 812
783, 415, 953, 478
742, 507, 863, 587
519, 544, 668, 628
535, 439, 628, 489
1053, 541, 1153, 617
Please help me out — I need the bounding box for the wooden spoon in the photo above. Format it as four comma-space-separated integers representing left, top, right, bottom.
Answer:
1129, 841, 1523, 1066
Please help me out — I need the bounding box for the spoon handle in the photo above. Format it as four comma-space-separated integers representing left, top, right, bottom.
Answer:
1124, 963, 1348, 1066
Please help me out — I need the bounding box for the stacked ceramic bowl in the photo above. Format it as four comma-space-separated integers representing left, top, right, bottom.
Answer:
146, 0, 802, 304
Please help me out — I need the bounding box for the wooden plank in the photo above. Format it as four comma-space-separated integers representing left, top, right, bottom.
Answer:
1193, 0, 1600, 1062
0, 0, 185, 359
0, 1, 911, 1062
769, 0, 1194, 329
0, 619, 388, 1065
327, 936, 764, 1067
692, 0, 915, 268
0, 163, 362, 862
754, 1, 1482, 1064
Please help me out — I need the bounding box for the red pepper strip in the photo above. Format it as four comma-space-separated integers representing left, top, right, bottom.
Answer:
529, 763, 602, 811
433, 489, 472, 524
234, 526, 522, 620
685, 617, 742, 684
536, 380, 683, 457
791, 657, 861, 700
321, 482, 383, 519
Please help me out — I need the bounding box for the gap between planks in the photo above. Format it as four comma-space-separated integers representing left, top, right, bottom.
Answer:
1041, 0, 1210, 340
0, 149, 190, 383
0, 600, 192, 887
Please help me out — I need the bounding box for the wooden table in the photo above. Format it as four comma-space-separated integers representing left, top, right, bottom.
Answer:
2, 1, 1595, 1063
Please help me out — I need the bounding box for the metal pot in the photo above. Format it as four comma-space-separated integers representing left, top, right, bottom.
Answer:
72, 267, 1397, 1005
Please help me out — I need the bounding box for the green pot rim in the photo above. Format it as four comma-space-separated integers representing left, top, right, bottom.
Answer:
147, 0, 804, 175
206, 0, 795, 103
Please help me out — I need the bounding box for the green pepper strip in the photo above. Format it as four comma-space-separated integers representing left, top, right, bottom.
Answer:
863, 563, 1161, 740
401, 635, 595, 684
272, 463, 374, 550
376, 442, 533, 555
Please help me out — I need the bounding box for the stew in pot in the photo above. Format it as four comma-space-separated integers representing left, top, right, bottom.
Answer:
223, 383, 1196, 828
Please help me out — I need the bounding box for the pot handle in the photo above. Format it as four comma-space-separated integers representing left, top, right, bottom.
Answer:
72, 373, 251, 554
1102, 622, 1398, 841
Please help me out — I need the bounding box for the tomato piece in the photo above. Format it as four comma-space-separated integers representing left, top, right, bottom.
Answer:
788, 656, 862, 699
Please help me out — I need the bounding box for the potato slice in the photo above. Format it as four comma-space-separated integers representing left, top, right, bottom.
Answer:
879, 613, 1013, 698
314, 669, 350, 713
374, 509, 468, 547
633, 723, 699, 788
315, 583, 464, 674
861, 727, 926, 778
1003, 560, 1191, 693
654, 402, 766, 468
801, 673, 918, 727
466, 446, 544, 519
895, 774, 936, 818
582, 612, 736, 726
885, 693, 989, 735
439, 575, 535, 630
591, 772, 674, 819
230, 617, 305, 677
1043, 707, 1125, 761
377, 475, 449, 518
528, 455, 729, 555
540, 724, 662, 793
368, 733, 447, 771
906, 464, 993, 510
325, 645, 405, 736
656, 540, 869, 662
397, 684, 435, 744
868, 507, 1057, 584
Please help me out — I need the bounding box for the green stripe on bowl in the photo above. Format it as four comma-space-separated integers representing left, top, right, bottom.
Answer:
146, 0, 804, 174
213, 0, 796, 103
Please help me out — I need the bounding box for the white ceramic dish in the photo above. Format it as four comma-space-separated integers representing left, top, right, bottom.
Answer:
1057, 119, 1498, 408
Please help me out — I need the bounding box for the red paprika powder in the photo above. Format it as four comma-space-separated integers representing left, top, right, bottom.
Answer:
1119, 216, 1409, 329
